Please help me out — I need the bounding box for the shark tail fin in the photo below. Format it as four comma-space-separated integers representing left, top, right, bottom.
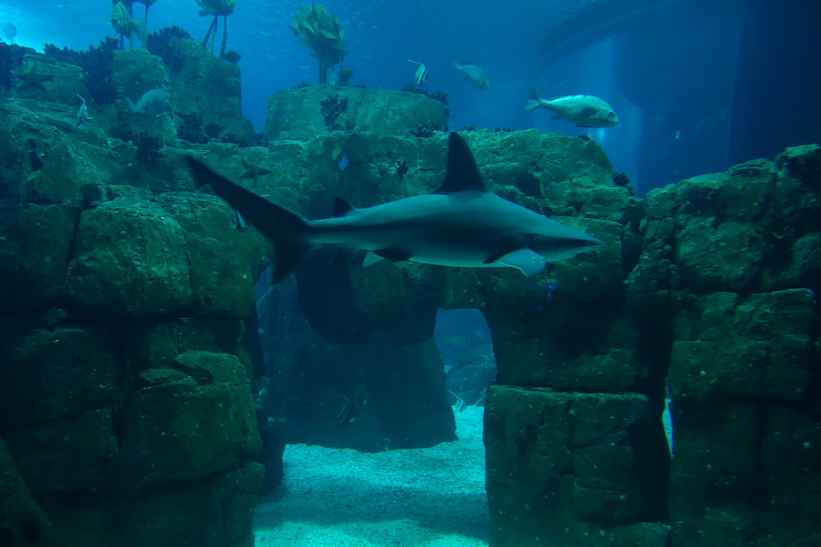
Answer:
185, 155, 311, 284
525, 88, 543, 111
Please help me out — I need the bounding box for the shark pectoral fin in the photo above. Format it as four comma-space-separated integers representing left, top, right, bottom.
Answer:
493, 248, 546, 277
362, 252, 385, 267
374, 248, 412, 265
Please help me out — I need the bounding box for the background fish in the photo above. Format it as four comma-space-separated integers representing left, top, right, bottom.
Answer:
525, 88, 618, 128
126, 88, 168, 117
3, 22, 17, 43
407, 59, 428, 85
454, 62, 490, 90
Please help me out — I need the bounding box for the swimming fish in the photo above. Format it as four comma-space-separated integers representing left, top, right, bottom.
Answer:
231, 210, 248, 231
407, 59, 428, 86
3, 22, 17, 43
454, 62, 490, 90
75, 94, 90, 127
525, 88, 618, 128
337, 395, 356, 425
185, 132, 602, 284
126, 88, 168, 117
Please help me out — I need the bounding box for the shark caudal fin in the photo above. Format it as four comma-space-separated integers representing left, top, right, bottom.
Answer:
185, 156, 310, 284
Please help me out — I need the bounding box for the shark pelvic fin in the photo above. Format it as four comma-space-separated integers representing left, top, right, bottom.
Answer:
434, 132, 489, 194
492, 248, 546, 277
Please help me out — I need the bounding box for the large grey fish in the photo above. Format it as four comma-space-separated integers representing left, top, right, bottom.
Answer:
454, 62, 490, 89
126, 88, 168, 117
184, 132, 602, 284
526, 88, 618, 128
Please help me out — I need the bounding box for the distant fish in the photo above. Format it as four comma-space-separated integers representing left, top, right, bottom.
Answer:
662, 377, 674, 457
3, 22, 17, 43
338, 154, 349, 171
75, 94, 91, 127
337, 395, 356, 425
126, 88, 168, 117
231, 210, 248, 231
525, 88, 618, 128
449, 391, 466, 412
407, 59, 428, 86
454, 62, 490, 90
353, 382, 367, 408
442, 335, 471, 348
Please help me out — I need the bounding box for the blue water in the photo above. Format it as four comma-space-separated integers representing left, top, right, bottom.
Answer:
4, 0, 819, 193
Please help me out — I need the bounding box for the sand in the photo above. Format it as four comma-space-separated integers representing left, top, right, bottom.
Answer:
253, 405, 489, 546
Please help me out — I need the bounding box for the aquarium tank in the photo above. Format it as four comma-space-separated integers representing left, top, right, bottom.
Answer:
0, 0, 819, 546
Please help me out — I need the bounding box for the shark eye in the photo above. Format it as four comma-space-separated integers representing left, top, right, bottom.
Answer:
608, 111, 615, 118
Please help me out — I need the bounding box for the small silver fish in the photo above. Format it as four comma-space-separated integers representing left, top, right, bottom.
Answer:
338, 154, 349, 171
75, 94, 89, 126
231, 210, 248, 231
454, 62, 490, 90
408, 59, 428, 86
525, 88, 618, 128
337, 395, 356, 425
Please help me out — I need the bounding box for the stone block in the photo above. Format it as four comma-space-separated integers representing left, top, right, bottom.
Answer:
484, 387, 666, 546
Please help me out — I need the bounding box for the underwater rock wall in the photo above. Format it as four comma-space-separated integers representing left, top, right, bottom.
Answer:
631, 145, 821, 546
0, 93, 270, 545
480, 143, 821, 547
0, 47, 818, 546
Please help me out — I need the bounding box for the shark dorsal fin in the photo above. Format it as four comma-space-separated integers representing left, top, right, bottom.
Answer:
434, 132, 489, 194
332, 197, 355, 217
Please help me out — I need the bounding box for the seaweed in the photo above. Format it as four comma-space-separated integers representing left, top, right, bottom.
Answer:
402, 83, 449, 106
411, 120, 447, 139
146, 25, 192, 73
177, 112, 207, 144
337, 68, 353, 86
613, 172, 635, 196
290, 3, 347, 84
44, 38, 119, 105
133, 132, 164, 166
320, 94, 348, 131
0, 41, 25, 91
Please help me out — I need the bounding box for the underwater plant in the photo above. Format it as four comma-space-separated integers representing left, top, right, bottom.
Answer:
133, 0, 158, 38
320, 94, 347, 131
43, 38, 118, 105
146, 26, 192, 73
196, 0, 236, 57
337, 68, 353, 86
290, 3, 347, 84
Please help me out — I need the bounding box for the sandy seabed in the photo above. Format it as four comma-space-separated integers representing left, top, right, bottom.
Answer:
253, 405, 489, 546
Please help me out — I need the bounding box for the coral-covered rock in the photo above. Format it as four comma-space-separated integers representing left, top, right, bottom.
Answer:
484, 386, 666, 546
0, 438, 54, 545
264, 85, 448, 141
119, 351, 261, 491
162, 36, 257, 146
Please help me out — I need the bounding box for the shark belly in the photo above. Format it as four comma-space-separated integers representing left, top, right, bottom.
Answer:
308, 194, 547, 273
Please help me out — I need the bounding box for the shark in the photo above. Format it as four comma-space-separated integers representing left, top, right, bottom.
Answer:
184, 132, 603, 284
